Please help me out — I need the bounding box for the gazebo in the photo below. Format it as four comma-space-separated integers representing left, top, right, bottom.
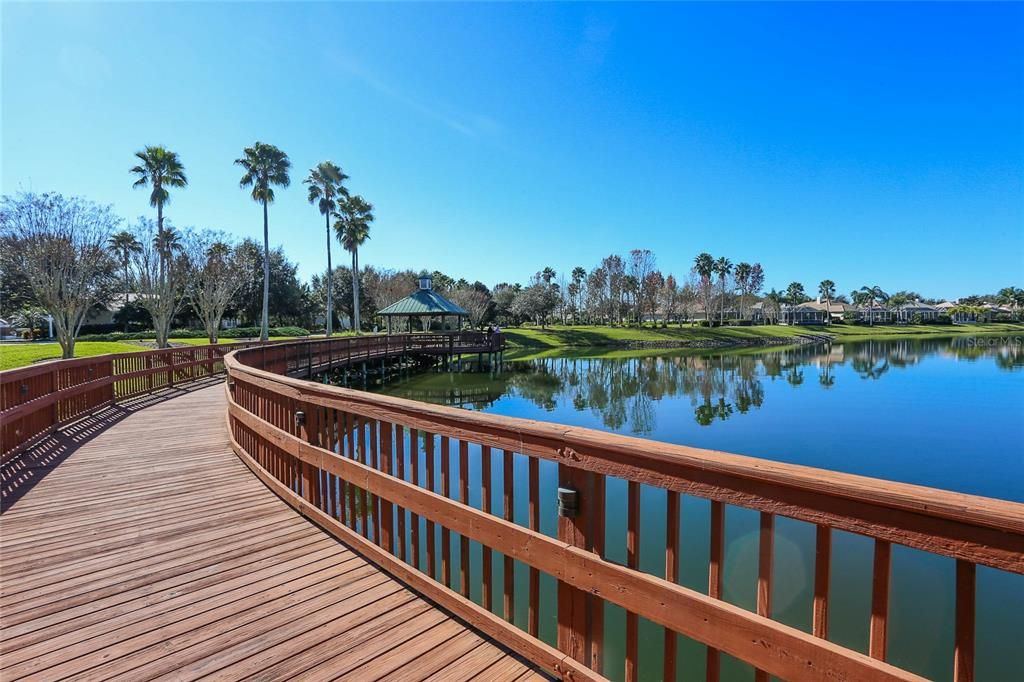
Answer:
377, 273, 469, 334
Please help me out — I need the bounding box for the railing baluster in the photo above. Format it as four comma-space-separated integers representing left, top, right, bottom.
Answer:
395, 424, 406, 560
954, 560, 976, 682
591, 472, 606, 673
370, 419, 380, 538
626, 480, 640, 682
664, 490, 680, 682
459, 439, 470, 598
359, 418, 369, 537
425, 432, 437, 578
441, 436, 452, 587
528, 455, 540, 638
755, 511, 775, 682
503, 449, 515, 623
869, 538, 891, 661
348, 413, 359, 529
409, 428, 421, 567
379, 421, 394, 554
482, 445, 494, 612
813, 524, 832, 640
707, 499, 725, 682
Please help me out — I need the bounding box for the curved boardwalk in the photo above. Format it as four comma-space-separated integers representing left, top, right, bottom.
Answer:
0, 382, 543, 681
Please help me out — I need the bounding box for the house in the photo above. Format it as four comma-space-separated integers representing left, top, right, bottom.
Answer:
84, 293, 141, 326
892, 301, 941, 323
857, 304, 892, 324
780, 303, 827, 325
936, 300, 1008, 324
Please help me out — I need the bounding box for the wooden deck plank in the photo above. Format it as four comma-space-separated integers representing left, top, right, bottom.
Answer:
0, 384, 541, 681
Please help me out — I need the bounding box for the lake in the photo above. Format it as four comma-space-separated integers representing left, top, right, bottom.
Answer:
367, 337, 1023, 681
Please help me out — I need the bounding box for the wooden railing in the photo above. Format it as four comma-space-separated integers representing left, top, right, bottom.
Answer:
253, 331, 503, 377
0, 341, 270, 461
225, 338, 1024, 682
0, 332, 502, 463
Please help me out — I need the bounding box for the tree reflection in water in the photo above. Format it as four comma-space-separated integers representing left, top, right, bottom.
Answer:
375, 337, 1021, 433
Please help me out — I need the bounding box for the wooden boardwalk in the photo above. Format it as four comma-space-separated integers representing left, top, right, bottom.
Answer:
0, 381, 544, 681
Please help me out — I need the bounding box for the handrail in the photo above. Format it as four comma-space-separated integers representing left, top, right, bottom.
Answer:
0, 341, 271, 461
0, 332, 501, 462
225, 337, 1023, 682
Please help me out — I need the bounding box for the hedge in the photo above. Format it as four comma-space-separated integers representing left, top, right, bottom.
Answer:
76, 326, 311, 342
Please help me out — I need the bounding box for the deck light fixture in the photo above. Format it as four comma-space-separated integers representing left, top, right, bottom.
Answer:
294, 410, 305, 427
557, 487, 578, 517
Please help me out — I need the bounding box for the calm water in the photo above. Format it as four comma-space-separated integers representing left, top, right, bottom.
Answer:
367, 337, 1023, 681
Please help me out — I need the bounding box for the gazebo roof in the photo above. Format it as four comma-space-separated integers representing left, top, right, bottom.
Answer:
377, 289, 468, 317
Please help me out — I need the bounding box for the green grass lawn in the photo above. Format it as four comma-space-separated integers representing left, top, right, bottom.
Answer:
828, 322, 1024, 341
0, 333, 363, 370
502, 323, 1024, 349
0, 341, 146, 371
501, 324, 822, 349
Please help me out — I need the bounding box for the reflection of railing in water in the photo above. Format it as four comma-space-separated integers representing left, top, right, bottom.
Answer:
226, 337, 1024, 682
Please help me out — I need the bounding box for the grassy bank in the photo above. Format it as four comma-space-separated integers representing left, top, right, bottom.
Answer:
502, 323, 1024, 350
0, 336, 302, 371
0, 341, 144, 370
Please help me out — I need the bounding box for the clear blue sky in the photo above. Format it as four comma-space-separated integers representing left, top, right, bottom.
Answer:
4, 2, 1022, 299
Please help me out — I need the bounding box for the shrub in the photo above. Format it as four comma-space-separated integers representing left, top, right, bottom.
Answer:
220, 326, 310, 338
76, 326, 311, 342
695, 320, 712, 327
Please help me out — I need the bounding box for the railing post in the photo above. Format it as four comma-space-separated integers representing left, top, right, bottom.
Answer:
49, 368, 59, 429
167, 350, 175, 388
556, 462, 595, 665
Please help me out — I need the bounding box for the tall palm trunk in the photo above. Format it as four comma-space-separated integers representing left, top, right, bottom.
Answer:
350, 249, 361, 332
719, 277, 726, 324
157, 201, 165, 287
123, 260, 130, 333
261, 199, 270, 342
325, 212, 333, 336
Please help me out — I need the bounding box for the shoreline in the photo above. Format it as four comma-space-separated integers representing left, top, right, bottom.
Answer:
501, 323, 1024, 352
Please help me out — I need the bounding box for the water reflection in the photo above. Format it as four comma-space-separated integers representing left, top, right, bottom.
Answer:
381, 338, 1022, 435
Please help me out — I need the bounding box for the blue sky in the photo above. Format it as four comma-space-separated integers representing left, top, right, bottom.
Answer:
4, 2, 1022, 299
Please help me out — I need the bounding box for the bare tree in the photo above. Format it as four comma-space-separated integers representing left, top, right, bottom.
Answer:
629, 249, 656, 322
185, 231, 245, 343
449, 286, 493, 329
660, 273, 679, 325
130, 219, 188, 348
0, 193, 117, 358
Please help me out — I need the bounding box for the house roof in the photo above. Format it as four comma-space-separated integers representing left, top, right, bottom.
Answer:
894, 301, 939, 311
376, 289, 469, 316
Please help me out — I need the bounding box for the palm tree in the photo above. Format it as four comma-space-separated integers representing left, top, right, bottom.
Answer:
130, 146, 187, 283
818, 279, 836, 324
334, 195, 374, 332
857, 285, 888, 325
304, 161, 348, 337
764, 289, 783, 325
154, 227, 183, 267
734, 262, 752, 321
236, 142, 291, 341
541, 267, 556, 285
108, 231, 142, 331
713, 257, 732, 323
997, 286, 1024, 320
571, 266, 587, 323
693, 253, 715, 322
